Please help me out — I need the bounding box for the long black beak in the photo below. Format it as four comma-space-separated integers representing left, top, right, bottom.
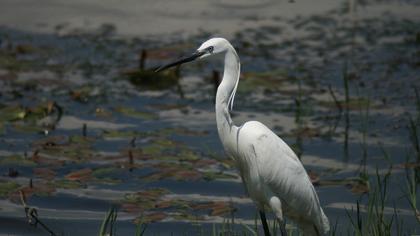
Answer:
155, 50, 206, 72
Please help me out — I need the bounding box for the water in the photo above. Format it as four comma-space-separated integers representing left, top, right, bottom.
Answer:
0, 0, 419, 235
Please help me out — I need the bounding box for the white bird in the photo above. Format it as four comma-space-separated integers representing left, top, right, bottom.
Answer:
156, 38, 330, 236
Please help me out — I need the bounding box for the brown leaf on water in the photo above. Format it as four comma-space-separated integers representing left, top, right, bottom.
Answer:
193, 159, 218, 168
65, 168, 92, 181
121, 203, 144, 213
154, 200, 173, 209
9, 183, 55, 203
124, 188, 170, 203
395, 162, 420, 169
210, 202, 234, 216
31, 153, 65, 166
192, 202, 214, 210
347, 180, 369, 194
141, 212, 167, 223
34, 168, 56, 180
32, 156, 65, 167
141, 171, 171, 182
192, 201, 235, 216
312, 177, 369, 194
32, 135, 68, 147
172, 170, 202, 181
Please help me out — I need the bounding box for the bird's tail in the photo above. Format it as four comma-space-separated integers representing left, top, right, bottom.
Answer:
302, 207, 330, 236
319, 208, 330, 235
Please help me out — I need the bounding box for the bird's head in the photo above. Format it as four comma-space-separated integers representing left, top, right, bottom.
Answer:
155, 37, 230, 72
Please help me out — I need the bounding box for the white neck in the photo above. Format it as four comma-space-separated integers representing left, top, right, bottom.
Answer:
215, 45, 240, 155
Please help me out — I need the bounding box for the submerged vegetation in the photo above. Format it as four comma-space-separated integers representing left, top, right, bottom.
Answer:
0, 0, 420, 235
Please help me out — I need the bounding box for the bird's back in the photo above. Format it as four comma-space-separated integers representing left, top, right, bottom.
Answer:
233, 121, 329, 235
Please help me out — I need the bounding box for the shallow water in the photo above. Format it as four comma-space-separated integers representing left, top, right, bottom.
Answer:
0, 0, 420, 235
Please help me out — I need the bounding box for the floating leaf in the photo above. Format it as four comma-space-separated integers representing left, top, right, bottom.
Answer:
115, 107, 158, 120
137, 212, 167, 223
154, 200, 173, 209
192, 201, 235, 216
124, 188, 170, 203
0, 106, 26, 122
31, 153, 65, 166
347, 180, 369, 194
69, 85, 100, 103
33, 135, 68, 147
65, 168, 92, 181
210, 202, 235, 216
202, 171, 237, 181
172, 170, 202, 181
102, 130, 140, 139
177, 149, 199, 161
91, 167, 122, 184
121, 202, 144, 213
172, 212, 204, 221
92, 167, 119, 178
122, 188, 171, 212
52, 179, 84, 189
0, 154, 35, 166
317, 178, 369, 194
69, 135, 94, 146
10, 183, 55, 202
34, 168, 56, 180
0, 181, 20, 198
141, 171, 171, 182
12, 122, 44, 133
193, 159, 218, 168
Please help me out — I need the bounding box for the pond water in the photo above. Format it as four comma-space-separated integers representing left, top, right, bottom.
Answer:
0, 0, 419, 235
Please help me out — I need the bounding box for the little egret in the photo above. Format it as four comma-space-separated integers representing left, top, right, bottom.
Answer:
156, 38, 330, 236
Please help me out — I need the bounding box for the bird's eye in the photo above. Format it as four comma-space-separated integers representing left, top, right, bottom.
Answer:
207, 46, 214, 53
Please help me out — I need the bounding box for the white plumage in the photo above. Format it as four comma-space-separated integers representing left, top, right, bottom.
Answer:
157, 37, 330, 236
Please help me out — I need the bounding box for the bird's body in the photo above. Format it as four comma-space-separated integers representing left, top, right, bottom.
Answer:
223, 120, 329, 235
156, 38, 329, 235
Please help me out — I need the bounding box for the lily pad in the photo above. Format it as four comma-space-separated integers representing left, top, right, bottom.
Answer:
192, 201, 235, 216
33, 168, 56, 180
91, 167, 122, 184
0, 154, 36, 166
0, 181, 20, 198
102, 130, 141, 139
69, 85, 102, 103
122, 188, 171, 212
202, 171, 237, 181
115, 107, 158, 120
172, 212, 204, 221
65, 168, 92, 181
318, 177, 370, 194
136, 212, 167, 223
51, 179, 84, 189
10, 183, 56, 202
0, 106, 26, 122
